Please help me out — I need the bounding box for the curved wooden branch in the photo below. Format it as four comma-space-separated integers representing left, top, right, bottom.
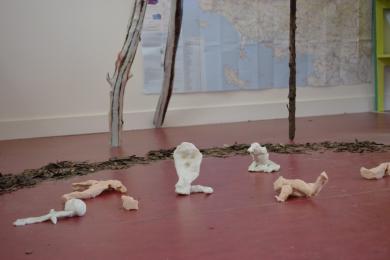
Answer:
108, 0, 147, 147
153, 0, 183, 128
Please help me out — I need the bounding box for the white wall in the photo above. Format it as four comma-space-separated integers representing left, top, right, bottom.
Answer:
0, 0, 374, 140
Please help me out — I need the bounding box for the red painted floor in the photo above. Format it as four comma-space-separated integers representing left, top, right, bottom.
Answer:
0, 112, 389, 259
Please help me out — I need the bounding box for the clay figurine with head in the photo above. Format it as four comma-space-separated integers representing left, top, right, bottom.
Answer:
248, 142, 280, 173
173, 142, 213, 195
273, 172, 328, 202
14, 198, 86, 226
360, 162, 390, 179
62, 180, 127, 201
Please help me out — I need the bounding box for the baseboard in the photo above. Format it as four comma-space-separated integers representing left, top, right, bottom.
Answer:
0, 95, 373, 140
385, 94, 390, 111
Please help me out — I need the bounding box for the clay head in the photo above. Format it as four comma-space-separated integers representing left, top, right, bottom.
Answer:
248, 143, 267, 155
273, 176, 287, 190
109, 180, 127, 193
64, 199, 87, 217
173, 142, 203, 183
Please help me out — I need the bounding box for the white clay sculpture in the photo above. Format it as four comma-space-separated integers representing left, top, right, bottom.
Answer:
121, 195, 139, 210
14, 199, 86, 226
62, 180, 127, 201
248, 142, 280, 173
273, 172, 329, 202
360, 162, 390, 179
173, 142, 213, 195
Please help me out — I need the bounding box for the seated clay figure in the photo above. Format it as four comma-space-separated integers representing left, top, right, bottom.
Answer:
360, 162, 390, 179
62, 180, 127, 201
248, 142, 280, 173
273, 172, 328, 202
173, 142, 213, 195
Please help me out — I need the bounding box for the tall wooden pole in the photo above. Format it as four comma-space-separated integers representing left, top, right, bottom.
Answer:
288, 0, 297, 141
153, 0, 183, 127
107, 0, 147, 147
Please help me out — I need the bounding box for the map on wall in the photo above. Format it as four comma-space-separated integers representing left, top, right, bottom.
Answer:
142, 0, 372, 93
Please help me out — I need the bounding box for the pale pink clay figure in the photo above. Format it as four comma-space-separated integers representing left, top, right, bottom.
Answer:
273, 172, 329, 202
360, 162, 390, 179
121, 195, 139, 210
62, 180, 127, 201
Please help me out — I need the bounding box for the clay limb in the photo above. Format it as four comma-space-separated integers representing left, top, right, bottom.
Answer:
14, 199, 86, 226
273, 172, 328, 202
121, 195, 139, 211
173, 142, 213, 195
190, 185, 213, 194
62, 180, 127, 201
247, 143, 280, 173
275, 185, 293, 202
360, 162, 390, 179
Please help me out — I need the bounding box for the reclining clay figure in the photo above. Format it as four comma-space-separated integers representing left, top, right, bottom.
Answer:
360, 162, 390, 179
273, 172, 329, 202
62, 180, 127, 201
14, 199, 86, 226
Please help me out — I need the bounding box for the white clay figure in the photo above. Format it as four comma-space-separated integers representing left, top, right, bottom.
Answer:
248, 142, 280, 173
173, 142, 213, 195
273, 172, 329, 202
14, 199, 86, 226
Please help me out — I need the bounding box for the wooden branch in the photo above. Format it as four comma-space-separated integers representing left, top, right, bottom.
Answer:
288, 0, 297, 141
153, 0, 183, 128
108, 0, 147, 147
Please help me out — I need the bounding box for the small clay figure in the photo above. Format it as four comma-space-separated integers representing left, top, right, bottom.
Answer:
14, 199, 86, 226
273, 172, 328, 202
62, 180, 127, 201
248, 142, 280, 173
121, 195, 139, 210
173, 142, 213, 195
360, 162, 390, 179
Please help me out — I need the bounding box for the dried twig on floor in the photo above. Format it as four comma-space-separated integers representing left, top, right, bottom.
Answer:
0, 140, 389, 194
